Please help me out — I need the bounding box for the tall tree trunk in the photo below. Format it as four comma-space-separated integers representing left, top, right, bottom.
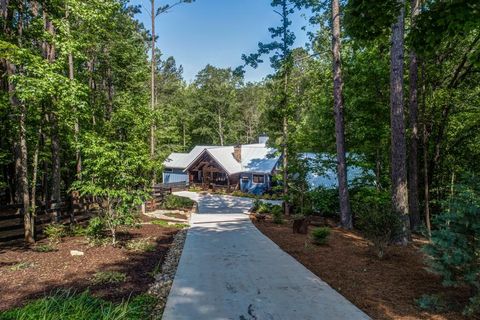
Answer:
408, 0, 420, 230
218, 111, 224, 146
390, 0, 410, 244
332, 0, 352, 229
150, 0, 156, 186
44, 9, 61, 214
282, 74, 290, 216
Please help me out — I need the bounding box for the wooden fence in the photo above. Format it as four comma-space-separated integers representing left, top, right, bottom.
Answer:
0, 199, 96, 242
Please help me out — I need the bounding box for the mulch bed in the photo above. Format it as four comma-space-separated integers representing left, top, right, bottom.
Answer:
253, 216, 472, 320
0, 221, 179, 311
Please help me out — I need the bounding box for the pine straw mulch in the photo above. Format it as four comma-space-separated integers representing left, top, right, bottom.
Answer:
253, 216, 472, 320
0, 219, 179, 311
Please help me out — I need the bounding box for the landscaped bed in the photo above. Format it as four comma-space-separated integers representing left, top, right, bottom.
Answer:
0, 216, 182, 314
253, 216, 470, 320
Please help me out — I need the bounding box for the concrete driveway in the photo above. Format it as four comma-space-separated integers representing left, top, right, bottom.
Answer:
162, 192, 370, 320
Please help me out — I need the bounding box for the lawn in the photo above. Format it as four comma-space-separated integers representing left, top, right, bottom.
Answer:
253, 216, 470, 320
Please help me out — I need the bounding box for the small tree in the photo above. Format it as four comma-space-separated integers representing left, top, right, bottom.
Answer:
72, 134, 151, 246
423, 180, 480, 315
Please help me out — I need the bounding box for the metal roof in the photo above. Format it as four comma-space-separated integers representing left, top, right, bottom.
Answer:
163, 143, 280, 175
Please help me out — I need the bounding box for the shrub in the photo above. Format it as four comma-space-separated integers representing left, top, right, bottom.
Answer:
161, 195, 194, 210
272, 207, 283, 224
44, 224, 66, 244
257, 203, 273, 214
32, 244, 56, 253
353, 188, 400, 259
311, 227, 331, 245
0, 290, 156, 320
9, 262, 35, 271
91, 271, 127, 285
415, 294, 448, 312
271, 205, 282, 215
310, 187, 339, 217
86, 217, 105, 240
423, 181, 480, 316
69, 224, 87, 237
251, 199, 262, 213
125, 238, 156, 252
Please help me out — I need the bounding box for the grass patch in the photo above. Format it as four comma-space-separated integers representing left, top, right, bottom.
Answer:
160, 195, 194, 210
151, 219, 188, 229
125, 238, 156, 252
9, 262, 35, 271
0, 290, 156, 320
32, 244, 56, 253
90, 271, 127, 285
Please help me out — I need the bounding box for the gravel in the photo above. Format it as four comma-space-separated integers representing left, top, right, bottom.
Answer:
148, 228, 188, 318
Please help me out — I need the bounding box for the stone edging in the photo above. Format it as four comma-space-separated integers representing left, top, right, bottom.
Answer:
148, 228, 188, 318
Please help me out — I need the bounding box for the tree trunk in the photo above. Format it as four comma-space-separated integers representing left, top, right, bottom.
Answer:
7, 61, 32, 243
218, 111, 224, 146
407, 0, 421, 231
150, 0, 156, 186
390, 0, 410, 244
332, 0, 352, 229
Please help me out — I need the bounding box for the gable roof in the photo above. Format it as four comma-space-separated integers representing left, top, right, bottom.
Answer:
163, 143, 280, 175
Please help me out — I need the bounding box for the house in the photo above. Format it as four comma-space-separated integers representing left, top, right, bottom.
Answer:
162, 135, 280, 195
162, 136, 371, 195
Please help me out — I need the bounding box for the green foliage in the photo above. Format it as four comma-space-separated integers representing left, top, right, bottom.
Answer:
272, 207, 284, 224
9, 262, 35, 271
91, 271, 127, 285
415, 294, 448, 312
354, 188, 401, 259
32, 244, 56, 253
310, 227, 331, 245
151, 220, 188, 229
125, 238, 156, 252
86, 217, 105, 240
0, 291, 156, 320
44, 224, 67, 244
251, 199, 262, 212
310, 187, 339, 217
161, 195, 194, 210
72, 134, 150, 245
423, 180, 480, 315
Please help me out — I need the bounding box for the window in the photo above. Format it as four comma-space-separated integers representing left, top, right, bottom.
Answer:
253, 174, 265, 184
241, 176, 249, 182
164, 168, 173, 172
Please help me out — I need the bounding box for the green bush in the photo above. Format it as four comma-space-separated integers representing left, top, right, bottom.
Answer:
353, 188, 401, 259
69, 224, 87, 237
161, 195, 194, 210
86, 217, 105, 240
91, 271, 127, 285
423, 181, 480, 316
44, 224, 67, 244
257, 203, 271, 214
251, 199, 262, 212
272, 207, 283, 224
311, 227, 331, 245
0, 290, 156, 320
310, 187, 339, 217
415, 294, 447, 312
32, 244, 56, 253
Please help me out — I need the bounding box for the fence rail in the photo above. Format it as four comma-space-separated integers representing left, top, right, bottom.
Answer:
0, 198, 97, 243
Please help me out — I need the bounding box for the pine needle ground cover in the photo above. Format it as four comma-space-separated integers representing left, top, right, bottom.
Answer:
253, 216, 470, 320
0, 218, 178, 312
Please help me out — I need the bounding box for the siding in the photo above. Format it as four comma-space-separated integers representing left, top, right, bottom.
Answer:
163, 168, 188, 184
240, 173, 270, 195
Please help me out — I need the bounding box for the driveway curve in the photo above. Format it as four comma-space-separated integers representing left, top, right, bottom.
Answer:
162, 192, 370, 320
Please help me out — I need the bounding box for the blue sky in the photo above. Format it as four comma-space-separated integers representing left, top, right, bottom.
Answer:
129, 0, 312, 83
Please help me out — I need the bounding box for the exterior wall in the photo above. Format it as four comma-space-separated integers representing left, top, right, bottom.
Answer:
240, 172, 270, 195
162, 168, 188, 184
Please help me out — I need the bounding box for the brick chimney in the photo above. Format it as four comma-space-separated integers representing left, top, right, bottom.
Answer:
233, 144, 241, 163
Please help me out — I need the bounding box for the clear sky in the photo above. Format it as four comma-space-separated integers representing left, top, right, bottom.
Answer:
129, 0, 312, 83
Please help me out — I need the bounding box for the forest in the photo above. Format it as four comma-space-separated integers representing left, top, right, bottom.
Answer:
1, 0, 480, 318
